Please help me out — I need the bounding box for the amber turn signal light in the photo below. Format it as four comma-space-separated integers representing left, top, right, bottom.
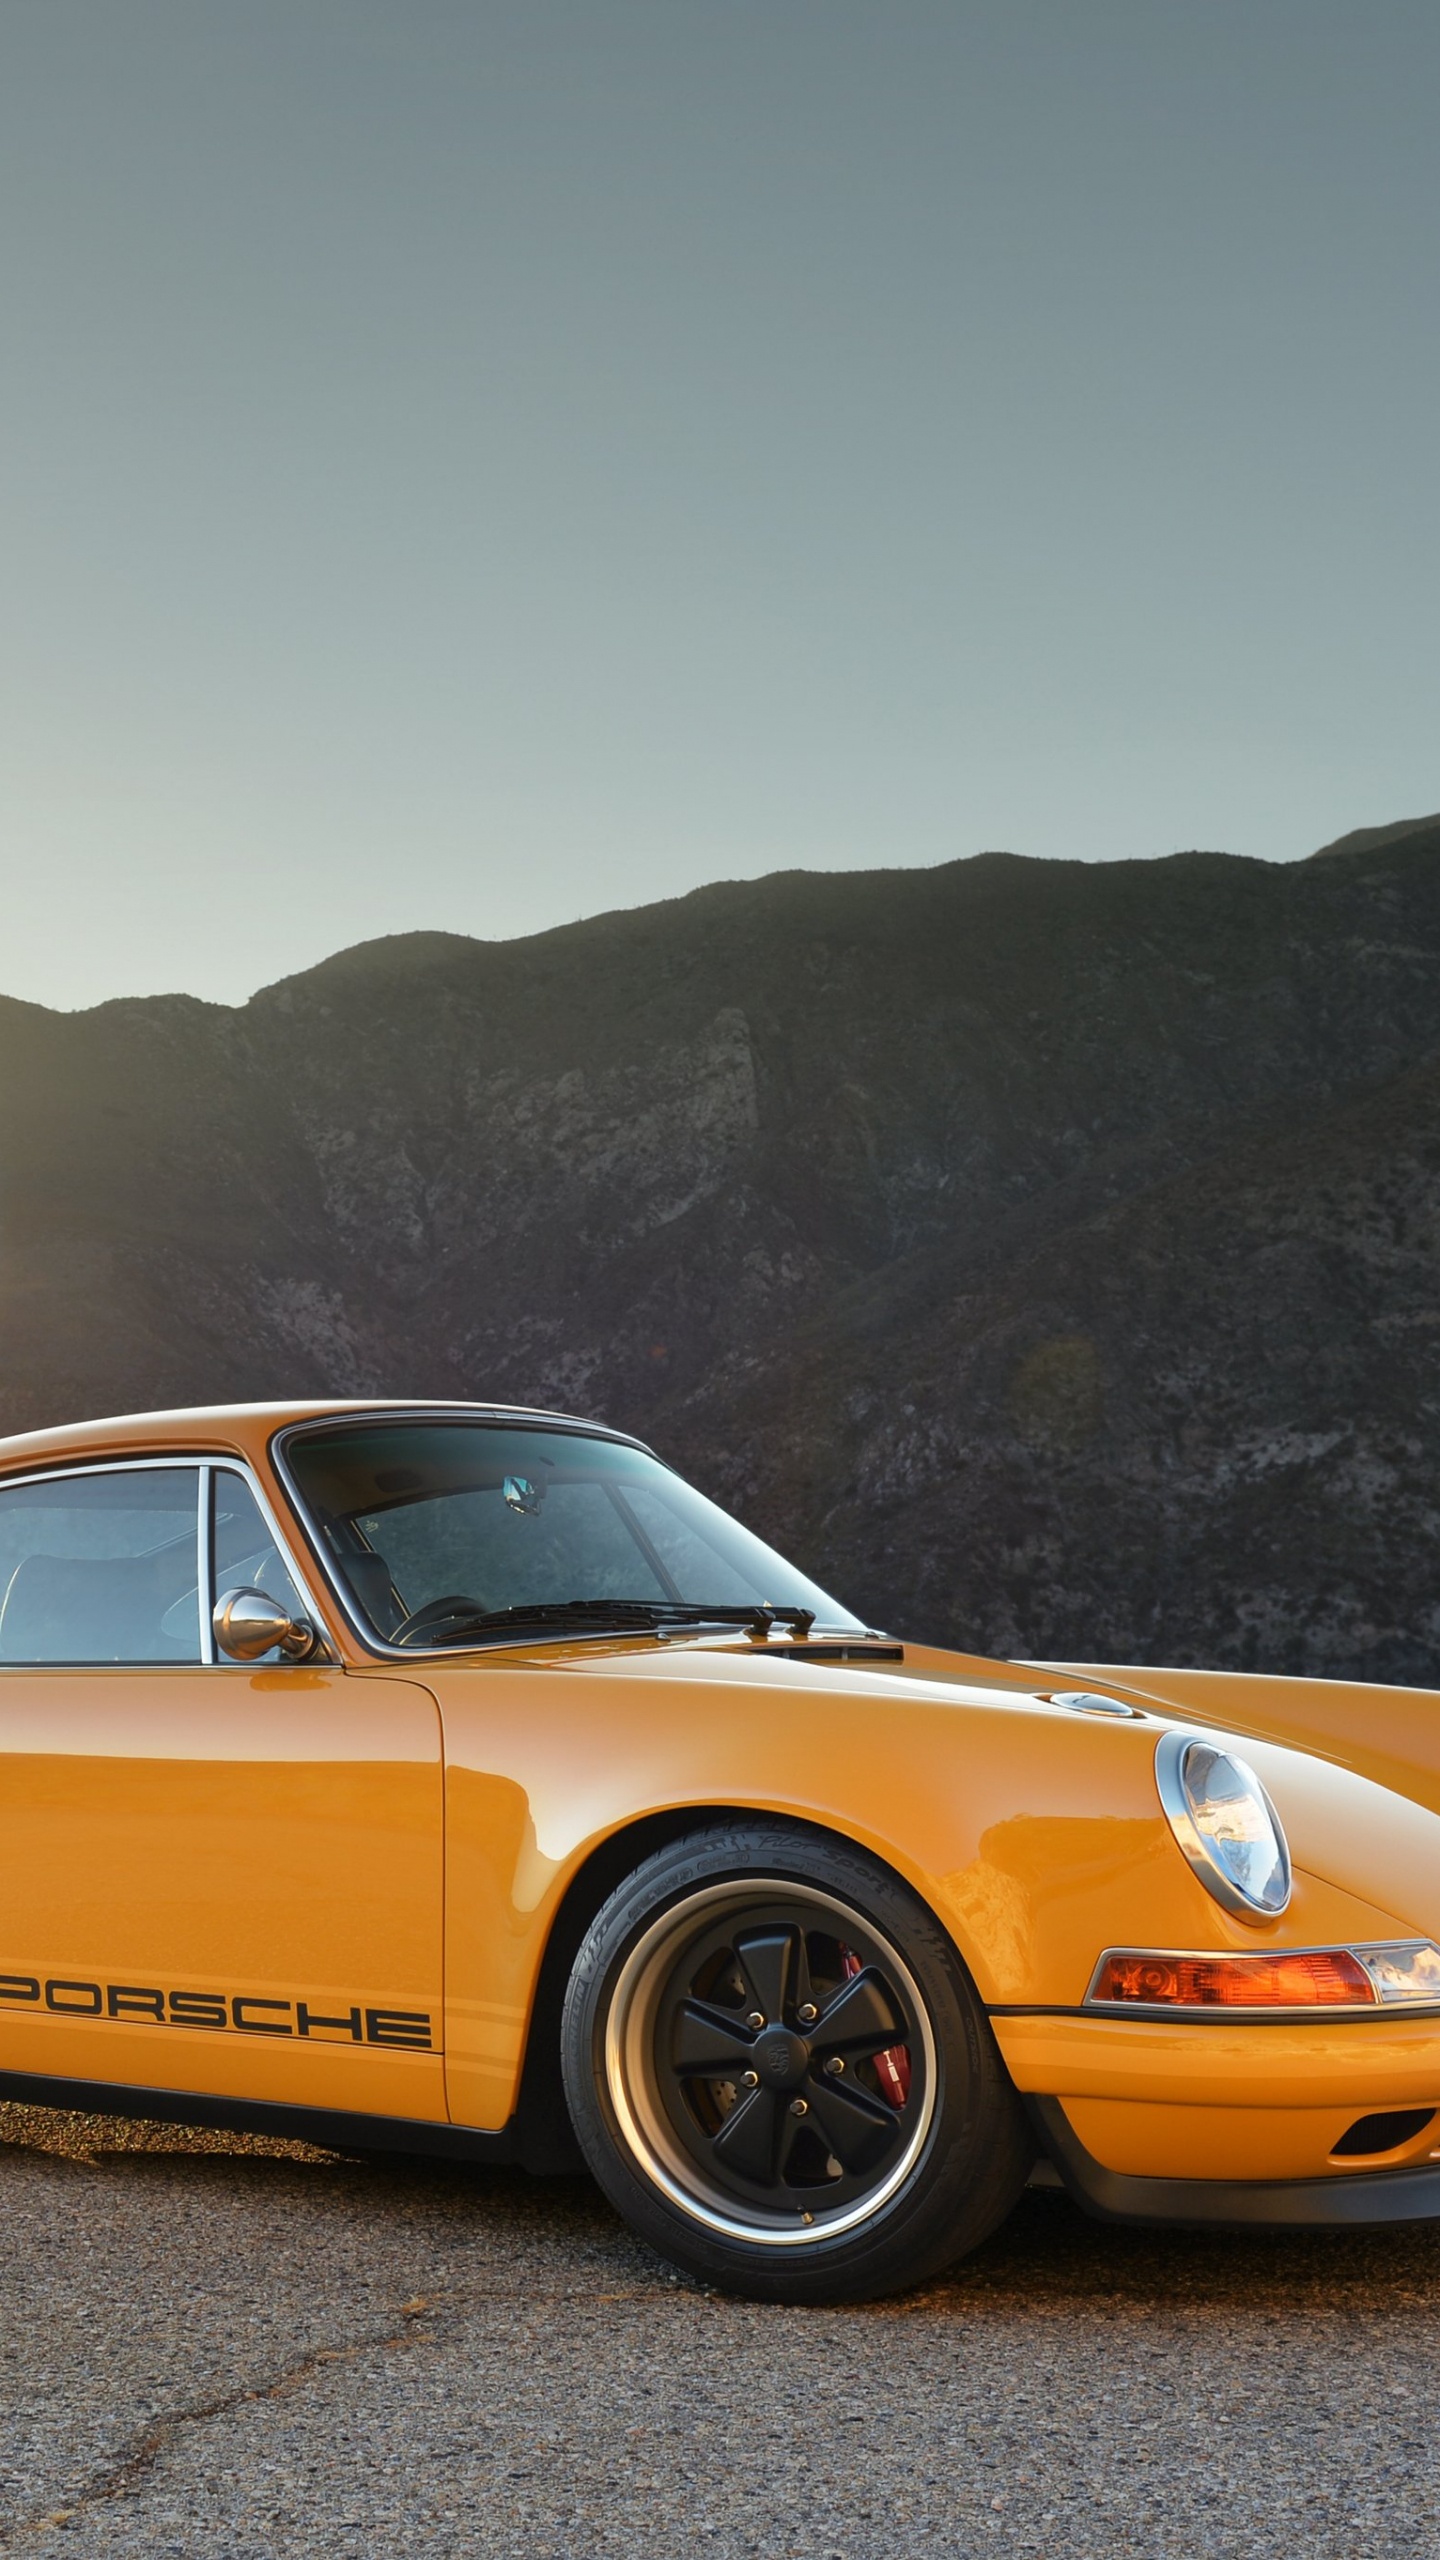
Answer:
1090, 1949, 1375, 2008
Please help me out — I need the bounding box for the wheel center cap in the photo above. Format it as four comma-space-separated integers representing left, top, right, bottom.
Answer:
755, 2028, 809, 2087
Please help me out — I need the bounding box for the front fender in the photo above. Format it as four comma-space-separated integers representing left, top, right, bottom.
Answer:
423, 1647, 1437, 2129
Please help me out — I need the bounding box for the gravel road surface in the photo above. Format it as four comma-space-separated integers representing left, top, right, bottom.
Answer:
1, 2102, 1435, 2557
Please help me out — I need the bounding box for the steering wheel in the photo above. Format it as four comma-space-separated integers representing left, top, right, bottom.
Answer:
391, 1593, 488, 1645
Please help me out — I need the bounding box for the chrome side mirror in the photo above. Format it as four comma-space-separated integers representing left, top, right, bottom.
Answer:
213, 1585, 319, 1663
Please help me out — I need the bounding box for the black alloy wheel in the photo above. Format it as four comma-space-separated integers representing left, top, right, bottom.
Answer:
561, 1821, 1033, 2303
645, 1892, 928, 2223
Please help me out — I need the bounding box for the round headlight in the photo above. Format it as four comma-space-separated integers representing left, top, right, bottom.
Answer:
1155, 1731, 1291, 1922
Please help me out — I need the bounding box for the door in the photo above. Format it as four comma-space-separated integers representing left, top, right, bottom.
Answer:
0, 1460, 445, 2122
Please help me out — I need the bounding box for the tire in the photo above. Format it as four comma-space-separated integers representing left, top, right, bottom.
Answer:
560, 1820, 1033, 2304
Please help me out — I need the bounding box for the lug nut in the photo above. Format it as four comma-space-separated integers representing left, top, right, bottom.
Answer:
797, 2003, 818, 2025
741, 2070, 759, 2088
746, 2011, 765, 2030
824, 2055, 845, 2076
789, 2098, 809, 2117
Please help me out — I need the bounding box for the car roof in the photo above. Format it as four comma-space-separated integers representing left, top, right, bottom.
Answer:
0, 1399, 648, 1477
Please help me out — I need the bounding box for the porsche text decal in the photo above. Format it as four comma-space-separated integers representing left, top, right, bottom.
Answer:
0, 1972, 432, 2048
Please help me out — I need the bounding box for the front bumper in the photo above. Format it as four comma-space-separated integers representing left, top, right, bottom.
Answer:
994, 2009, 1440, 2191
1028, 2094, 1440, 2227
993, 2008, 1440, 2108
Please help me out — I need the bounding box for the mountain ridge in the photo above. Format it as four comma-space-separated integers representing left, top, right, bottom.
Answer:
2, 824, 1439, 1678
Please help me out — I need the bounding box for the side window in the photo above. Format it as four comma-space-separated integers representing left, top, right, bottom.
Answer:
211, 1471, 310, 1663
0, 1468, 201, 1665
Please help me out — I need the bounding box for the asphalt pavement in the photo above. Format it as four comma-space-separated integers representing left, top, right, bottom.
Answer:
0, 2101, 1435, 2558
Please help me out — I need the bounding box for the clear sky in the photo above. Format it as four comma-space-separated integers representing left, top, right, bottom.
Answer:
2, 1, 1437, 1011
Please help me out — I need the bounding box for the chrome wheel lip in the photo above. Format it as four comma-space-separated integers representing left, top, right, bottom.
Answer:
602, 1875, 939, 2250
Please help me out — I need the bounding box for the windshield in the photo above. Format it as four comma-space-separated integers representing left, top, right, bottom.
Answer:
282, 1421, 863, 1645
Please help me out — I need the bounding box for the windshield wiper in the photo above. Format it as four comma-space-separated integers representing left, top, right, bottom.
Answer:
394, 1599, 658, 1646
657, 1601, 818, 1638
399, 1598, 820, 1646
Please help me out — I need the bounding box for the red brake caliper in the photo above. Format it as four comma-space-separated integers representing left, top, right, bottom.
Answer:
840, 1948, 911, 2108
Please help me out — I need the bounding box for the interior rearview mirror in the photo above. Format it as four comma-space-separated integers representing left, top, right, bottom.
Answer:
213, 1585, 319, 1663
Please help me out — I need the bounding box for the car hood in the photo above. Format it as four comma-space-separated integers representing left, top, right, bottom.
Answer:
398, 1622, 1440, 1825
1030, 1655, 1440, 1820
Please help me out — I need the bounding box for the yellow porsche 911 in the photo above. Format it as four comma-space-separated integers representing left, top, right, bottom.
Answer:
2, 1398, 1439, 2303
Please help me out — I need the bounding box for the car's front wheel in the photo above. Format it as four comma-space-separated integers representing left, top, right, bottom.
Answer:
560, 1821, 1032, 2303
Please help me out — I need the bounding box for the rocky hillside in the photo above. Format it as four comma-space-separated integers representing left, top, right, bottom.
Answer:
3, 814, 1440, 1680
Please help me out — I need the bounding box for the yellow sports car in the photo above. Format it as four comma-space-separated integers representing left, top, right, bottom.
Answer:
2, 1398, 1439, 2303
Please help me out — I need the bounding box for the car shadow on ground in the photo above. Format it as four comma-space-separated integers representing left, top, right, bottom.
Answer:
7, 2100, 1438, 2322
